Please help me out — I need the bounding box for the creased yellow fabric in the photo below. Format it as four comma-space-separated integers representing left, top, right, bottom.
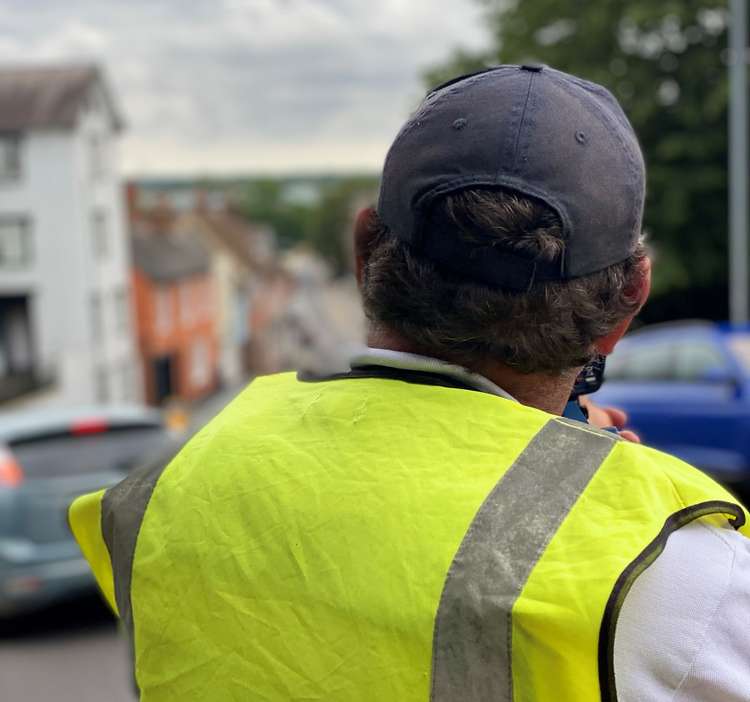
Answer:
513, 437, 749, 702
130, 372, 547, 701
68, 489, 119, 616
75, 371, 748, 702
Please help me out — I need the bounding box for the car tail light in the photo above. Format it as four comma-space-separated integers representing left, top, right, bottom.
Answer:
70, 418, 109, 436
0, 449, 23, 487
4, 575, 42, 595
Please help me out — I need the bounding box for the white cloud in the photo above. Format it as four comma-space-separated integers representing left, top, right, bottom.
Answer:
34, 20, 109, 58
0, 0, 490, 175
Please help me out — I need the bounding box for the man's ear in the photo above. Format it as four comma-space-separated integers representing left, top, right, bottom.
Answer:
354, 207, 378, 288
594, 256, 652, 355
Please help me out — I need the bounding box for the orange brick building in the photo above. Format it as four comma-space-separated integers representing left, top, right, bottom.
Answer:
131, 232, 218, 405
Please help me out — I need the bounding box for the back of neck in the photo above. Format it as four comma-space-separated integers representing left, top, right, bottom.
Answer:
367, 329, 578, 415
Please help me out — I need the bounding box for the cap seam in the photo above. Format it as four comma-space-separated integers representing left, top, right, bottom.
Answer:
510, 71, 536, 174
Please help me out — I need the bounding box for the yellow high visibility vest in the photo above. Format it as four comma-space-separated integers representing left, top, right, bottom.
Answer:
69, 371, 749, 701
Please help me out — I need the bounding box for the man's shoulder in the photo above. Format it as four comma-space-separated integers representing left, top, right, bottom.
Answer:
605, 430, 728, 487
598, 434, 750, 540
615, 518, 750, 701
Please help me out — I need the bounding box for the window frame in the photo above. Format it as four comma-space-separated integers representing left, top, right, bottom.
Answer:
0, 132, 22, 182
605, 341, 677, 382
91, 209, 108, 260
672, 340, 730, 382
154, 286, 173, 336
90, 291, 103, 344
89, 133, 106, 180
94, 365, 109, 404
0, 215, 33, 269
114, 286, 130, 334
179, 282, 193, 326
189, 336, 211, 388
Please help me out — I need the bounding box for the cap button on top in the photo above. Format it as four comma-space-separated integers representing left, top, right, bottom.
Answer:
520, 63, 544, 72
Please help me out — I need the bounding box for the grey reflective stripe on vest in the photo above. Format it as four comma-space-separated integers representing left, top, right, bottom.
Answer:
430, 417, 618, 702
100, 453, 171, 669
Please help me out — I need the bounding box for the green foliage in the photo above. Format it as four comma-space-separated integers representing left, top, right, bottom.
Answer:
427, 0, 732, 315
307, 176, 379, 274
238, 178, 315, 249
238, 175, 378, 273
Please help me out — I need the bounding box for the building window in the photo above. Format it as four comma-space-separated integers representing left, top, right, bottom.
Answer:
155, 287, 172, 335
191, 279, 209, 323
179, 283, 193, 326
201, 280, 214, 321
92, 210, 108, 259
0, 134, 21, 180
0, 296, 33, 377
234, 287, 250, 344
90, 134, 106, 179
90, 291, 103, 343
120, 360, 136, 402
94, 365, 109, 403
114, 286, 130, 334
189, 337, 211, 388
0, 217, 31, 267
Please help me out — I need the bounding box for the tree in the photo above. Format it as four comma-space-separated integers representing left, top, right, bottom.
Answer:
238, 178, 315, 249
307, 176, 379, 275
427, 0, 732, 321
237, 175, 378, 274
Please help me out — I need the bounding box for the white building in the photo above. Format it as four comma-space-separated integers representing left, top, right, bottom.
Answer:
0, 65, 140, 407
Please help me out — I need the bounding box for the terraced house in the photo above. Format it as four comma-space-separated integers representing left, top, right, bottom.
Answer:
127, 189, 219, 405
0, 64, 140, 407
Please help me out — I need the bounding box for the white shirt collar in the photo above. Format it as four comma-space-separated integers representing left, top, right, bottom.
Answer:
348, 347, 518, 402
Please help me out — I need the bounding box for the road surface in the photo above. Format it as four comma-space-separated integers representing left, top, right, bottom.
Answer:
0, 593, 135, 701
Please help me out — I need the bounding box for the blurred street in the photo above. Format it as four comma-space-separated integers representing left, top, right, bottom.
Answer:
0, 382, 248, 702
0, 594, 135, 702
0, 258, 363, 700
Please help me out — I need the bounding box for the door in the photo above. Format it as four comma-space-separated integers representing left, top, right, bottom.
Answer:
598, 334, 748, 481
153, 355, 174, 404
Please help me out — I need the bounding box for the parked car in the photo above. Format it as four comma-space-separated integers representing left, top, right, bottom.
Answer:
595, 320, 750, 499
0, 406, 180, 617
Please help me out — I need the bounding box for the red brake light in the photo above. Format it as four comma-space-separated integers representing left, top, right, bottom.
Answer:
0, 451, 24, 487
71, 419, 109, 436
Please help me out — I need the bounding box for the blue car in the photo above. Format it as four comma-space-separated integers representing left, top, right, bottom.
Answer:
594, 321, 750, 497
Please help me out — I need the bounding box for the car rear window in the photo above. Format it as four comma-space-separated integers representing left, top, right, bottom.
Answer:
729, 334, 750, 374
10, 425, 169, 479
605, 342, 676, 381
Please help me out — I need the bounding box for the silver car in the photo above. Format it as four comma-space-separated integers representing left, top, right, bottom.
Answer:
0, 405, 177, 617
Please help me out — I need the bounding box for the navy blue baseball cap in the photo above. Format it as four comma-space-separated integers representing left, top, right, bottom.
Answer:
376, 64, 646, 290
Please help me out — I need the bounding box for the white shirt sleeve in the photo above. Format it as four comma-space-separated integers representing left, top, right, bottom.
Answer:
614, 518, 750, 701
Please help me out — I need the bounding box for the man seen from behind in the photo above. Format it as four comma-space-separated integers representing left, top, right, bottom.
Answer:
70, 64, 750, 701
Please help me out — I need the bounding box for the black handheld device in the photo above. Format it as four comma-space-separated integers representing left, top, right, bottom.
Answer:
569, 354, 607, 400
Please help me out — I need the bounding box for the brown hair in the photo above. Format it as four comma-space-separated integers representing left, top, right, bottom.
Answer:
360, 188, 646, 374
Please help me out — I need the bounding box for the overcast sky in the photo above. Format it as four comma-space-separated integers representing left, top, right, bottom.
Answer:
0, 0, 490, 176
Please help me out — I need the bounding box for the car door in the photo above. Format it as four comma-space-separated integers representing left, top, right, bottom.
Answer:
599, 334, 747, 481
662, 338, 746, 479
598, 338, 681, 447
